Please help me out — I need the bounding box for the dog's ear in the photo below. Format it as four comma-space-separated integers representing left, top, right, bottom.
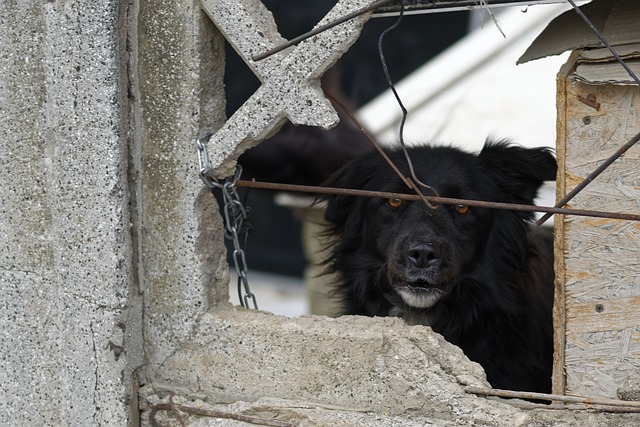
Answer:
479, 139, 557, 204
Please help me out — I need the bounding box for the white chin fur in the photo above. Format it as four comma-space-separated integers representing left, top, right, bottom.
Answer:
398, 287, 443, 309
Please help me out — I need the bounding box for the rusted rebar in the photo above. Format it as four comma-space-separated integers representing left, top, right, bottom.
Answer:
465, 386, 640, 412
150, 399, 295, 427
236, 180, 640, 222
252, 1, 640, 226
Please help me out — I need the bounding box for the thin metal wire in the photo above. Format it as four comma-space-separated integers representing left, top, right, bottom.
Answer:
247, 0, 640, 226
150, 399, 295, 427
324, 91, 640, 224
251, 0, 395, 62
324, 91, 413, 190
325, 91, 442, 211
376, 0, 441, 209
465, 386, 640, 412
236, 180, 640, 222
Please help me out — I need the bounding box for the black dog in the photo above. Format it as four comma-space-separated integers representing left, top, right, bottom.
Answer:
321, 140, 556, 393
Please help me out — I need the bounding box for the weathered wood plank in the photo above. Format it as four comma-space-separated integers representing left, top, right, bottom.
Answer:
566, 295, 640, 334
555, 52, 640, 399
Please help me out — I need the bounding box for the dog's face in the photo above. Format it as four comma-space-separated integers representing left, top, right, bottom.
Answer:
355, 154, 493, 309
324, 141, 557, 311
371, 194, 485, 309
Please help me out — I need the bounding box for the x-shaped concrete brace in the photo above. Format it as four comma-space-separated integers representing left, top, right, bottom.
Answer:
200, 0, 378, 177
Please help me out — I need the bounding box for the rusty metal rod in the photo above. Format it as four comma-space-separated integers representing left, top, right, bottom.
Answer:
324, 91, 413, 190
236, 180, 640, 222
324, 91, 440, 210
465, 386, 640, 410
251, 0, 395, 62
536, 128, 640, 225
150, 401, 295, 427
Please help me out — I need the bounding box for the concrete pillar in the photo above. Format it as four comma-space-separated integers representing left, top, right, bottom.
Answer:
1, 1, 136, 425
1, 1, 226, 425
134, 0, 228, 379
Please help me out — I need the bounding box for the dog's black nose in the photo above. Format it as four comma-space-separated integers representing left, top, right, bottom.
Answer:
408, 242, 440, 268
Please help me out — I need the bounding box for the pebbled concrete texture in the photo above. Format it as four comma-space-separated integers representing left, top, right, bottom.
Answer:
143, 310, 640, 427
0, 1, 134, 425
149, 310, 503, 420
1, 0, 227, 424
134, 0, 230, 386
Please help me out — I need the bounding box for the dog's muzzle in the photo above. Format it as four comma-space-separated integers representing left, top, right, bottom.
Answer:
388, 237, 457, 309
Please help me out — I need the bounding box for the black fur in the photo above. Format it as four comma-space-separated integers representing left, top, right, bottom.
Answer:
322, 140, 556, 393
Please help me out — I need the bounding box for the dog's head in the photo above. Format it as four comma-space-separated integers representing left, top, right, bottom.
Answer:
323, 140, 556, 311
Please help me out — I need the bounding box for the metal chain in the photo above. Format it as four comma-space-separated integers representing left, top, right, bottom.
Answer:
197, 134, 258, 309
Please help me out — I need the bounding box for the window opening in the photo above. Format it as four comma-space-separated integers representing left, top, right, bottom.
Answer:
197, 0, 640, 407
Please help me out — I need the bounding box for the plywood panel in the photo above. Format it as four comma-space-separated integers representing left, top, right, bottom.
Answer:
555, 55, 640, 399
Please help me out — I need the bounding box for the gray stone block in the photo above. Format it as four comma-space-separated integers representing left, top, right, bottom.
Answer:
135, 0, 229, 381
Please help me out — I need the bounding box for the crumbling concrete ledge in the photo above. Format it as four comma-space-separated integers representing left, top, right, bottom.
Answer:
144, 308, 640, 426
146, 308, 521, 425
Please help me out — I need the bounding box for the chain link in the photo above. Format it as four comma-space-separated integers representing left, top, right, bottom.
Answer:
197, 134, 258, 309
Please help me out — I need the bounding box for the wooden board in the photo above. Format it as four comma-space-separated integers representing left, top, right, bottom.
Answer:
554, 52, 640, 398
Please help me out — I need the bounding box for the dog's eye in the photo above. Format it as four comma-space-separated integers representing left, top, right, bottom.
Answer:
454, 204, 470, 214
387, 197, 404, 208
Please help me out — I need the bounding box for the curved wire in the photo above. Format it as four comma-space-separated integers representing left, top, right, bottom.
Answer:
376, 0, 440, 209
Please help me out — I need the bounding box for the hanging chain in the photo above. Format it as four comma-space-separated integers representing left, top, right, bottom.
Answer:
197, 134, 258, 309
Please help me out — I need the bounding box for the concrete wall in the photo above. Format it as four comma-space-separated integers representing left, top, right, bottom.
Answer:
134, 0, 228, 383
2, 1, 640, 426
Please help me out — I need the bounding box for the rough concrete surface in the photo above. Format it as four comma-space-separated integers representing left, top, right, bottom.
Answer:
0, 1, 134, 426
135, 0, 229, 384
143, 309, 640, 427
1, 0, 228, 424
149, 309, 519, 425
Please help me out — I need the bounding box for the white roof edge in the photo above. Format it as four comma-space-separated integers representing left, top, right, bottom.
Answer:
357, 4, 569, 136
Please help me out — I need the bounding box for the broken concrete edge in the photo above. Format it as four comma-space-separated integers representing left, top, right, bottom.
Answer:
141, 307, 551, 425
138, 303, 640, 426
617, 370, 640, 402
140, 307, 640, 426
